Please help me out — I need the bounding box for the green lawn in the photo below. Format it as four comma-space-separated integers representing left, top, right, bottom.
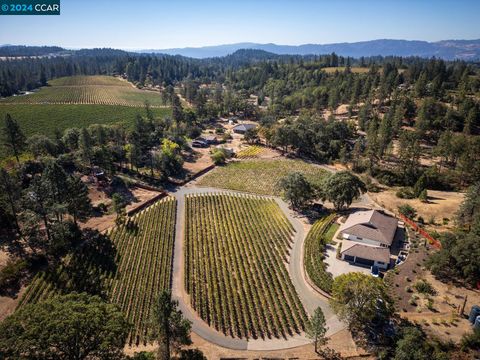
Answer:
0, 104, 170, 139
198, 158, 328, 196
324, 223, 340, 243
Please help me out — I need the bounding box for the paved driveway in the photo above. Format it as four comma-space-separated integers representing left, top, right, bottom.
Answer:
323, 223, 371, 278
324, 243, 371, 278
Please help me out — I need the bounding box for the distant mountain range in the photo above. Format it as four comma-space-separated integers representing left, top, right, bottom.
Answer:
139, 39, 480, 60
2, 39, 480, 60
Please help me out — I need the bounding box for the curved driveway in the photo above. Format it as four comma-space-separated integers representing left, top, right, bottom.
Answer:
170, 185, 345, 350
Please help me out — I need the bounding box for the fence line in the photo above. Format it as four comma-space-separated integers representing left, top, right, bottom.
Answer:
399, 214, 441, 249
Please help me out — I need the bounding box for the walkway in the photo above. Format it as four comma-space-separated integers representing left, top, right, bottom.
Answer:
169, 186, 345, 350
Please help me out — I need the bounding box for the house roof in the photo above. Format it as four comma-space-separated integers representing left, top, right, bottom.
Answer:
339, 210, 397, 246
233, 123, 256, 132
341, 240, 391, 264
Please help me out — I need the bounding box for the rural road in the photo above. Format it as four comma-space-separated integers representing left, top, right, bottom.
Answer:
169, 185, 345, 351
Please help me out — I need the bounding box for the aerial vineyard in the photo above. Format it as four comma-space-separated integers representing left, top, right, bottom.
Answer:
198, 159, 328, 196
49, 75, 132, 86
304, 214, 337, 293
236, 145, 266, 159
0, 104, 170, 141
18, 197, 177, 346
0, 75, 165, 107
184, 193, 307, 339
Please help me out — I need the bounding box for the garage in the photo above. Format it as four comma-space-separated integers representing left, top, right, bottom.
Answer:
344, 255, 355, 262
355, 257, 375, 266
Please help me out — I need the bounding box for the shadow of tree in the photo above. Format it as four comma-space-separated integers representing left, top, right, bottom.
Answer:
49, 229, 118, 299
125, 219, 139, 235
0, 254, 47, 298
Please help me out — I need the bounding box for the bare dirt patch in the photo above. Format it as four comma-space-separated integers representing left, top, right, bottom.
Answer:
335, 104, 349, 115
0, 250, 10, 269
81, 185, 162, 233
182, 147, 213, 176
385, 233, 480, 343
125, 329, 370, 359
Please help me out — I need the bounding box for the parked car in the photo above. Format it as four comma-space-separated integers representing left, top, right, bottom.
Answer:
191, 140, 208, 148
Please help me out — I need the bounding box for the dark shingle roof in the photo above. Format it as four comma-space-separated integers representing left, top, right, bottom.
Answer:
339, 210, 397, 246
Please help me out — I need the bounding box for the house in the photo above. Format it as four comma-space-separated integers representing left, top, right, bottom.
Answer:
232, 123, 257, 134
339, 210, 398, 270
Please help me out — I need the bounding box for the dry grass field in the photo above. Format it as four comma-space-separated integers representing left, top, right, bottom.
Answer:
370, 189, 464, 230
323, 66, 370, 74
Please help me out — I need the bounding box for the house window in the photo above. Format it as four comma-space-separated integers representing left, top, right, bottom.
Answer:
377, 261, 384, 265
357, 237, 363, 240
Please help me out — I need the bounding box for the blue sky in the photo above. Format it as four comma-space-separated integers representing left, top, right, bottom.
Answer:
0, 0, 479, 49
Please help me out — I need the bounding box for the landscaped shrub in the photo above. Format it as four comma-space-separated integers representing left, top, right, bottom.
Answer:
414, 279, 436, 295
418, 189, 428, 203
211, 150, 226, 165
398, 204, 417, 219
336, 242, 342, 259
426, 298, 435, 311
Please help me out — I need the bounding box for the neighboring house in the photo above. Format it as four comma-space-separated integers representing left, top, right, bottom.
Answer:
339, 210, 398, 270
232, 123, 257, 134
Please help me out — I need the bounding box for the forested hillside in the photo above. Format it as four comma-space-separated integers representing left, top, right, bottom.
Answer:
2, 48, 479, 189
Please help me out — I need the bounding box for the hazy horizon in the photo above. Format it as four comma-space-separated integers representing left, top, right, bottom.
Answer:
1, 0, 479, 49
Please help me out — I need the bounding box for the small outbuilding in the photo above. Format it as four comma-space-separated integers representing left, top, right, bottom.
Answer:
232, 123, 257, 134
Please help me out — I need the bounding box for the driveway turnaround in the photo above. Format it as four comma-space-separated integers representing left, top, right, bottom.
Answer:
169, 185, 345, 350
